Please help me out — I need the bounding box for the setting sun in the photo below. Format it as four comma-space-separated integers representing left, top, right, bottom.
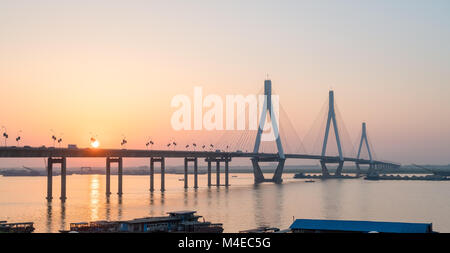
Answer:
91, 140, 100, 148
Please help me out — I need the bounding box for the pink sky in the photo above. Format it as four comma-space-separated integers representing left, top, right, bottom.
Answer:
1, 1, 449, 167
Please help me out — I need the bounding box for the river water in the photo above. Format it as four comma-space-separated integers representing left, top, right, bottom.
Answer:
1, 173, 449, 232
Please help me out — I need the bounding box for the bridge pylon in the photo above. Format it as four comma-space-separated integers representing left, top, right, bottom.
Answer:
252, 79, 285, 184
320, 90, 344, 177
355, 122, 373, 176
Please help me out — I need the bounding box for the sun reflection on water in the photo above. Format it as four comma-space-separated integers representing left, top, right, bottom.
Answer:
89, 175, 100, 221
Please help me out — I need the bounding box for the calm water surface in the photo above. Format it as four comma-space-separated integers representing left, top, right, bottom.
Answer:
1, 173, 449, 232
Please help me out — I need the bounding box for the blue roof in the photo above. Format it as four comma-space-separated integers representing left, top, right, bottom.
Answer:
289, 219, 432, 233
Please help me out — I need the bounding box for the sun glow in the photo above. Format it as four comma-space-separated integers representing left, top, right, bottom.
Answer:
91, 140, 100, 148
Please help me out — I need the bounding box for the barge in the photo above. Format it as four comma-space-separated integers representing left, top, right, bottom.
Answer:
365, 174, 450, 181
294, 173, 360, 179
0, 221, 35, 233
62, 211, 223, 233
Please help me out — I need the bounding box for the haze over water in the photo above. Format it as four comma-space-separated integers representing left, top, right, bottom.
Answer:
1, 172, 449, 233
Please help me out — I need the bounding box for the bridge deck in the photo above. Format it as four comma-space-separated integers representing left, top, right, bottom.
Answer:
0, 147, 399, 167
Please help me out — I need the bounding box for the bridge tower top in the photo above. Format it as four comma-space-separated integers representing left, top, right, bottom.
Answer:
328, 90, 334, 109
264, 79, 272, 96
357, 122, 373, 162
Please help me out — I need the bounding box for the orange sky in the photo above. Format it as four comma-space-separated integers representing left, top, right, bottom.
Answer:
1, 1, 450, 167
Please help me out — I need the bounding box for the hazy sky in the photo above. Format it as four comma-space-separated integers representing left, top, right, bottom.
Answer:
1, 0, 449, 166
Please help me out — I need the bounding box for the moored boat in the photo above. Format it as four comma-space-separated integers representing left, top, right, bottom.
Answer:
0, 221, 35, 233
63, 211, 223, 233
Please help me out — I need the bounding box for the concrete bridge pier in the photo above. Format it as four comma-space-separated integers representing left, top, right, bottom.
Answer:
205, 157, 231, 187
60, 157, 67, 201
184, 158, 188, 188
207, 160, 212, 187
251, 158, 265, 184
46, 157, 66, 201
320, 160, 330, 177
106, 158, 111, 195
149, 158, 154, 192
335, 161, 345, 176
225, 158, 229, 187
150, 157, 165, 192
355, 163, 361, 177
251, 157, 284, 184
106, 157, 123, 195
272, 159, 286, 184
161, 158, 165, 191
194, 158, 198, 189
216, 160, 220, 186
320, 159, 344, 177
183, 157, 198, 189
47, 158, 53, 200
368, 163, 375, 176
367, 163, 381, 176
117, 157, 123, 196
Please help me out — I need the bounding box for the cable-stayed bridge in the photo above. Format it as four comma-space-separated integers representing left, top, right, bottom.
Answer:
0, 79, 400, 201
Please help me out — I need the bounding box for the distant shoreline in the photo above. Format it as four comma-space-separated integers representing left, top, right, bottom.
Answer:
1, 164, 449, 177
0, 170, 440, 177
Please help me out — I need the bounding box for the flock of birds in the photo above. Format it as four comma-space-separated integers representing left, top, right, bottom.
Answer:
117, 137, 234, 152
145, 140, 230, 152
